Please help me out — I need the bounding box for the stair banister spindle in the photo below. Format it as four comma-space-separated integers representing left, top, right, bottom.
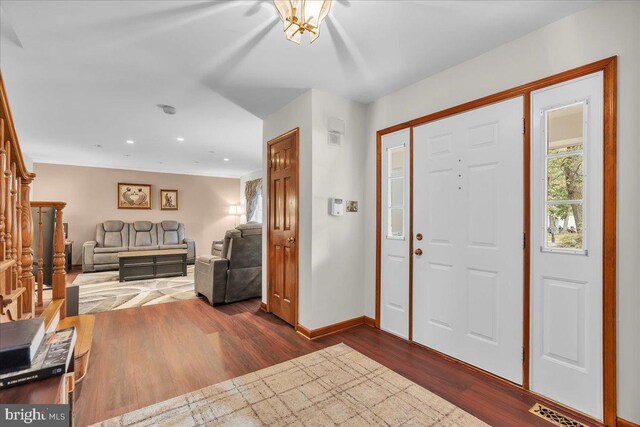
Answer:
51, 203, 67, 318
20, 176, 34, 313
10, 162, 17, 292
0, 119, 5, 261
4, 141, 12, 275
37, 206, 44, 306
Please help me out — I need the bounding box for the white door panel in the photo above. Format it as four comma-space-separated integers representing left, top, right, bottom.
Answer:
380, 130, 410, 339
413, 97, 524, 384
531, 73, 603, 420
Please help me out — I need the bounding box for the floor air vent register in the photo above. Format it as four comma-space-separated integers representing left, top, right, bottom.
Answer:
529, 403, 587, 427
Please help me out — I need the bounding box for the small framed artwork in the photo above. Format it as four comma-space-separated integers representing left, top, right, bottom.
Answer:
160, 189, 179, 210
346, 200, 358, 213
118, 183, 152, 209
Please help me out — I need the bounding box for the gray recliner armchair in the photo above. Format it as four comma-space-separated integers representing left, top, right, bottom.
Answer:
129, 221, 158, 251
83, 220, 129, 272
195, 223, 262, 305
157, 221, 196, 262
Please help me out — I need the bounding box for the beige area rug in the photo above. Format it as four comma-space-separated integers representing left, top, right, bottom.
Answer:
75, 266, 197, 314
94, 343, 487, 427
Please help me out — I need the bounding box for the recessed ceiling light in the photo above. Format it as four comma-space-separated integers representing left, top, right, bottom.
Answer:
177, 137, 184, 142
208, 150, 215, 154
124, 154, 131, 157
193, 160, 200, 164
223, 158, 230, 162
126, 140, 134, 144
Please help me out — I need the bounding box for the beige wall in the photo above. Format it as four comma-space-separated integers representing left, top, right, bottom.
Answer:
32, 163, 240, 265
262, 89, 368, 330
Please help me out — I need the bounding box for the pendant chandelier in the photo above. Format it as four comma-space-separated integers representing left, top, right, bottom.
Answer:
273, 0, 332, 44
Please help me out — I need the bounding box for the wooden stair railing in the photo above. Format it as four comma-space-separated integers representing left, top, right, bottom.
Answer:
0, 70, 97, 385
0, 69, 37, 323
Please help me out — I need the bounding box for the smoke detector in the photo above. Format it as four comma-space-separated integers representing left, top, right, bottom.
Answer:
157, 104, 176, 115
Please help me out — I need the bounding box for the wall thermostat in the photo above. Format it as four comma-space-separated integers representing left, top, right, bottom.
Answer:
330, 198, 344, 216
327, 117, 345, 146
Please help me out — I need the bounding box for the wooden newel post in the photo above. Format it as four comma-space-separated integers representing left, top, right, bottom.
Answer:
51, 203, 67, 319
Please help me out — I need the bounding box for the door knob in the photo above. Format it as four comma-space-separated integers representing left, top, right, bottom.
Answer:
414, 248, 423, 256
416, 233, 423, 241
287, 236, 296, 244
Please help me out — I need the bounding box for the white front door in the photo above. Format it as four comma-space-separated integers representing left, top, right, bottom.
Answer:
530, 73, 603, 420
412, 97, 524, 384
380, 129, 410, 339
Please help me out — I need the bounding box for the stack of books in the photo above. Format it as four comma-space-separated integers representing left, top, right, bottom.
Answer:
0, 318, 76, 390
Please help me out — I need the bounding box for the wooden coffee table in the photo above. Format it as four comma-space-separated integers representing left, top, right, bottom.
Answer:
117, 249, 187, 282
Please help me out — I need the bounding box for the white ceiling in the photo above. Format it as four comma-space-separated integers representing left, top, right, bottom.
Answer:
0, 0, 595, 178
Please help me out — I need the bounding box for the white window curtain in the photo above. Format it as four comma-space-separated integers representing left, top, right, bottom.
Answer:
245, 178, 262, 223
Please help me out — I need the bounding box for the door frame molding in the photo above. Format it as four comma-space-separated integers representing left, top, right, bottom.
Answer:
265, 127, 300, 330
375, 56, 617, 426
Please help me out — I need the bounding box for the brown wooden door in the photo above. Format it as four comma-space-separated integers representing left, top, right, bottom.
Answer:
267, 129, 298, 326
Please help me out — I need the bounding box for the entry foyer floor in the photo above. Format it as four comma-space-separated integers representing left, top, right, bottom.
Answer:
74, 298, 602, 427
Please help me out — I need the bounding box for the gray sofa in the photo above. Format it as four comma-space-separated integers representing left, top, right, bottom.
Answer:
82, 220, 195, 272
195, 223, 262, 305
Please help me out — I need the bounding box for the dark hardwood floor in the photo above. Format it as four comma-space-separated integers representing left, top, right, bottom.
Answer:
73, 298, 600, 427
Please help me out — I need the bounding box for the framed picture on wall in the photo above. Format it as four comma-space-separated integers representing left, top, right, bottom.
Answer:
160, 189, 179, 210
117, 183, 152, 209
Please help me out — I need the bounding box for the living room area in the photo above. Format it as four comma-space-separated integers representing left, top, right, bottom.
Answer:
1, 1, 639, 427
32, 163, 264, 314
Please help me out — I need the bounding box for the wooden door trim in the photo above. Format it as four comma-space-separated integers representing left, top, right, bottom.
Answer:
375, 56, 617, 425
617, 418, 640, 427
522, 92, 532, 389
408, 127, 414, 341
375, 132, 382, 328
265, 128, 300, 330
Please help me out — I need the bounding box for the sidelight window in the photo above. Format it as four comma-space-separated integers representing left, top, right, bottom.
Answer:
543, 102, 587, 253
387, 146, 405, 239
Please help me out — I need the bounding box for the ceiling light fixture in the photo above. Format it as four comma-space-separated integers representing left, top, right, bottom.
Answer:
274, 0, 332, 44
223, 158, 230, 162
177, 137, 184, 142
126, 140, 134, 144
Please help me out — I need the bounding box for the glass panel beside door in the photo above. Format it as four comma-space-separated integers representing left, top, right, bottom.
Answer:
387, 146, 405, 239
543, 101, 587, 254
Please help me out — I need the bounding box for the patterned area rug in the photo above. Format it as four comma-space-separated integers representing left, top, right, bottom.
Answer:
94, 343, 487, 426
75, 266, 197, 314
